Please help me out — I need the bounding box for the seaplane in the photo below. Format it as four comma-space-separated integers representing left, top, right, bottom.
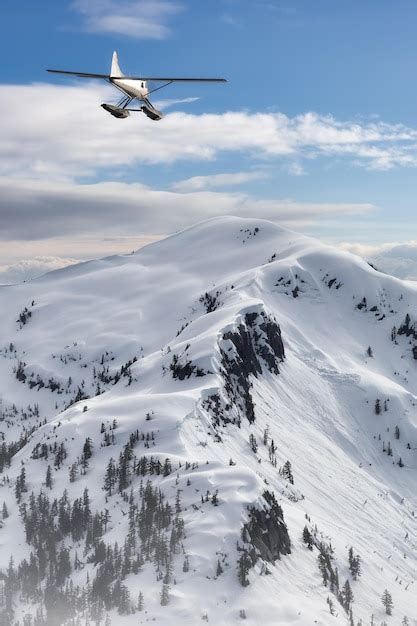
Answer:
47, 51, 227, 121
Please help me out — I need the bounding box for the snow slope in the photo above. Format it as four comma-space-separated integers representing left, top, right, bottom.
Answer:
0, 216, 416, 626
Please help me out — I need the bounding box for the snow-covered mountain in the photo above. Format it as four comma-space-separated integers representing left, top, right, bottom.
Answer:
0, 216, 416, 626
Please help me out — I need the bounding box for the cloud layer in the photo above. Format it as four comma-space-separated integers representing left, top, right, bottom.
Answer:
0, 256, 78, 285
71, 0, 182, 39
0, 176, 375, 242
340, 240, 417, 281
171, 171, 268, 191
2, 83, 417, 181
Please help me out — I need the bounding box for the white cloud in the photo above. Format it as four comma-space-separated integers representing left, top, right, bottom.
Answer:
71, 0, 182, 39
338, 241, 396, 257
3, 80, 417, 273
2, 83, 417, 180
287, 162, 305, 176
339, 240, 417, 281
0, 176, 375, 243
154, 97, 200, 110
171, 171, 268, 192
0, 256, 78, 285
0, 235, 163, 268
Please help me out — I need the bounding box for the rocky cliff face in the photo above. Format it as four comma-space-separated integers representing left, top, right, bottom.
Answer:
219, 309, 285, 425
243, 490, 291, 563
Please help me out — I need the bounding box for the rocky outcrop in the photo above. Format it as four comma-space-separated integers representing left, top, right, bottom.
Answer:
243, 490, 291, 563
394, 314, 417, 359
219, 309, 285, 424
398, 313, 417, 339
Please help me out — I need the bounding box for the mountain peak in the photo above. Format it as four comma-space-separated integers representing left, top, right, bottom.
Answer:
0, 217, 416, 625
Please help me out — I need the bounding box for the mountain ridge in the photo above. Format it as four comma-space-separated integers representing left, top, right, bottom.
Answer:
0, 216, 416, 625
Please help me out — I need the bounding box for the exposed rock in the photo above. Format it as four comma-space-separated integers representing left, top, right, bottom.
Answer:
398, 313, 417, 339
199, 290, 223, 313
202, 393, 234, 427
243, 490, 291, 563
219, 310, 284, 424
170, 354, 207, 380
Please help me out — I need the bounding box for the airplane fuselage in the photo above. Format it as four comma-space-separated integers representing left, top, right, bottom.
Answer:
110, 78, 149, 101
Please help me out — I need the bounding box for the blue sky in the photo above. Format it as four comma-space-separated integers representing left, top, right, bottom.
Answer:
2, 0, 417, 281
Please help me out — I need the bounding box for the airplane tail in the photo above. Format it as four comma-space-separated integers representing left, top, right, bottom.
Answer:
110, 51, 124, 78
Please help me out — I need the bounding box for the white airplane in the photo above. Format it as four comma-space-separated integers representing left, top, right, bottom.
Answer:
47, 51, 227, 121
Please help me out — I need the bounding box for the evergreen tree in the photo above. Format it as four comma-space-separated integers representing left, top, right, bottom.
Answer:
303, 526, 313, 550
5, 556, 17, 613
83, 488, 91, 526
216, 559, 223, 576
54, 443, 67, 469
104, 459, 117, 496
160, 583, 170, 606
15, 466, 27, 502
268, 439, 277, 466
341, 579, 354, 612
330, 566, 339, 594
45, 465, 53, 490
348, 547, 361, 580
20, 465, 27, 491
102, 508, 110, 533
317, 552, 329, 586
74, 386, 88, 404
163, 560, 173, 585
2, 502, 8, 519
237, 551, 251, 587
381, 589, 393, 615
83, 437, 93, 460
80, 438, 93, 474
118, 448, 131, 493
175, 489, 181, 514
282, 460, 294, 484
163, 458, 172, 477
56, 547, 71, 586
249, 434, 258, 453
111, 579, 131, 615
348, 546, 354, 569
326, 596, 335, 616
69, 463, 78, 483
137, 591, 144, 612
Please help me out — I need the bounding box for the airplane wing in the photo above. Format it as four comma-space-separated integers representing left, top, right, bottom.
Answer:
47, 70, 226, 82
123, 77, 227, 82
47, 70, 110, 79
